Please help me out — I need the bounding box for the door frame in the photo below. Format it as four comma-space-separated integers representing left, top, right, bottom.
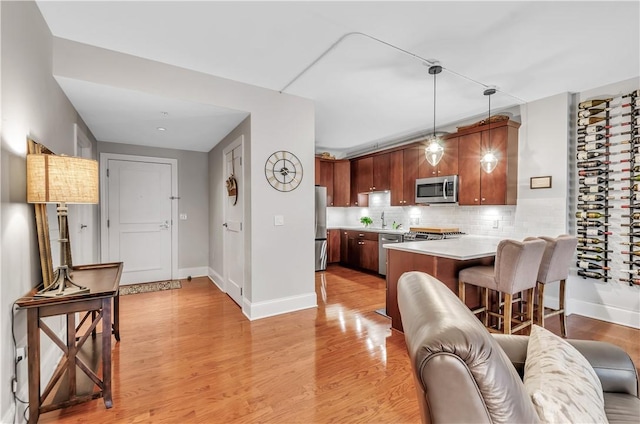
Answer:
222, 135, 245, 300
99, 153, 179, 280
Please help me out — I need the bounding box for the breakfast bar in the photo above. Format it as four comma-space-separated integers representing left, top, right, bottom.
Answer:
384, 235, 501, 332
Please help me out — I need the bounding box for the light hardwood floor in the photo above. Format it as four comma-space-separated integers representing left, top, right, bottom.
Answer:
39, 265, 639, 423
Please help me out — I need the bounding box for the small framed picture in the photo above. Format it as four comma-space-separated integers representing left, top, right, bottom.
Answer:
530, 176, 552, 189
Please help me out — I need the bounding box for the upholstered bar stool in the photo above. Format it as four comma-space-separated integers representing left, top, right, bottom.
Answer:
459, 238, 546, 334
536, 235, 578, 338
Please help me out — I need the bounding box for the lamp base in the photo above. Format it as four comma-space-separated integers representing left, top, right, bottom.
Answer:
35, 266, 90, 298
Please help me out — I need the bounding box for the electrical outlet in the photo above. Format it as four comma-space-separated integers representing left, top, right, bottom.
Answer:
12, 379, 17, 393
493, 220, 500, 229
16, 347, 25, 363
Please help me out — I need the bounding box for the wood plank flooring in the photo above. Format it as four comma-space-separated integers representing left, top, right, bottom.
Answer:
39, 265, 639, 423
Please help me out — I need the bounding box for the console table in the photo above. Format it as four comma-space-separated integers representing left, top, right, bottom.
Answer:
16, 262, 122, 423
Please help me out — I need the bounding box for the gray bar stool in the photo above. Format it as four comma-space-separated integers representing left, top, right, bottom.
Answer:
459, 238, 546, 334
536, 235, 578, 337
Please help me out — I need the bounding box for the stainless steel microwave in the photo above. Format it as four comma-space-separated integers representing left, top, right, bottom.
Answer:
415, 175, 458, 204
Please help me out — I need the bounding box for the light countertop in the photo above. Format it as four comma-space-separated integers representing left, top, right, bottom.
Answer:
327, 226, 406, 234
383, 235, 503, 261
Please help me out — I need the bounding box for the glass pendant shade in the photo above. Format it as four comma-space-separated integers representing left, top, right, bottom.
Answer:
480, 151, 499, 173
425, 139, 444, 166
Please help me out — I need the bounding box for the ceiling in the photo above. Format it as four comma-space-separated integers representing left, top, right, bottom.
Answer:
37, 1, 639, 154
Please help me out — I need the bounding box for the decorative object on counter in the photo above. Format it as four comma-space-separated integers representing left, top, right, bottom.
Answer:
530, 176, 552, 189
320, 152, 335, 160
456, 114, 510, 131
425, 63, 444, 167
360, 216, 373, 227
392, 221, 402, 230
27, 149, 99, 297
480, 87, 499, 174
265, 150, 303, 192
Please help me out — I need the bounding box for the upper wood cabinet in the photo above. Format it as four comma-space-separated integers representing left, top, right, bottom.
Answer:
390, 150, 404, 206
458, 120, 519, 205
373, 153, 391, 191
389, 147, 419, 206
315, 158, 350, 207
419, 137, 459, 178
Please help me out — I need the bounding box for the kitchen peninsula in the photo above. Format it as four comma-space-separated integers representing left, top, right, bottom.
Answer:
384, 236, 501, 332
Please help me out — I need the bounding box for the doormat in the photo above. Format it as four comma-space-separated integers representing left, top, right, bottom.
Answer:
119, 280, 182, 296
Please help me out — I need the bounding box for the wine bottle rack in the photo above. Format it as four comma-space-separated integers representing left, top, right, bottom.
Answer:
576, 90, 640, 286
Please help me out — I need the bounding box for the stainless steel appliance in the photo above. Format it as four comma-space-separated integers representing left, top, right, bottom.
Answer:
378, 233, 403, 276
315, 186, 328, 271
415, 175, 458, 204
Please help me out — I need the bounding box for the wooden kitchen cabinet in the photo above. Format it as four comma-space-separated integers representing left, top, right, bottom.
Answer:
350, 159, 368, 207
342, 230, 379, 273
390, 150, 404, 206
333, 160, 351, 207
402, 146, 419, 206
373, 153, 390, 191
327, 229, 341, 263
316, 158, 350, 207
420, 136, 459, 177
340, 230, 349, 265
458, 120, 519, 206
356, 157, 373, 193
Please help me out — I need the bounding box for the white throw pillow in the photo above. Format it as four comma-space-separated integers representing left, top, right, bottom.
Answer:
523, 325, 608, 424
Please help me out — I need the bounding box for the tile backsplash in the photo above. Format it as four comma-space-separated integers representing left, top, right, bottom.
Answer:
327, 191, 567, 239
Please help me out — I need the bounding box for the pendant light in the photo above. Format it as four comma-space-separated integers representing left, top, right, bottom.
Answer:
480, 87, 499, 173
425, 63, 444, 167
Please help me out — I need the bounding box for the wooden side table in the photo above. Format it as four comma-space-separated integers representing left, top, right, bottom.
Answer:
16, 262, 122, 423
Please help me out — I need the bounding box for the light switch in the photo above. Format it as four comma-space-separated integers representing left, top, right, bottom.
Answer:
180, 213, 188, 220
274, 215, 284, 226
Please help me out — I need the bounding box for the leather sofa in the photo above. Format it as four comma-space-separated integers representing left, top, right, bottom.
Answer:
397, 271, 640, 423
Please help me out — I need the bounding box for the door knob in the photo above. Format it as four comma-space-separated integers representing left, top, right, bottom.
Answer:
223, 223, 228, 228
160, 221, 170, 229
80, 224, 88, 229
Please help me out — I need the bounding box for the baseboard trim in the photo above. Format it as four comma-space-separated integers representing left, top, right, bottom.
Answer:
208, 268, 224, 291
569, 298, 640, 329
243, 292, 317, 321
177, 266, 208, 280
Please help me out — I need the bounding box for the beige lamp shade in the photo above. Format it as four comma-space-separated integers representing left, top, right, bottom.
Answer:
27, 154, 99, 204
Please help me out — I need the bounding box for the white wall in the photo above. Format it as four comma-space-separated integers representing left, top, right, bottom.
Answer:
0, 2, 99, 420
51, 38, 317, 319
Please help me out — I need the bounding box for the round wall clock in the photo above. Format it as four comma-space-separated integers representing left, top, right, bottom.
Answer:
264, 150, 303, 192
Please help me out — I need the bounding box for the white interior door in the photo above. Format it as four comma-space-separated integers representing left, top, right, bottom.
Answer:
224, 138, 244, 306
105, 158, 173, 284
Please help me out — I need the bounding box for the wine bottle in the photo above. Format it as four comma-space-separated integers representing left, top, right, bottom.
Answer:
579, 176, 614, 185
623, 90, 640, 99
578, 186, 609, 194
620, 194, 639, 201
620, 138, 640, 146
576, 260, 610, 270
619, 155, 640, 164
621, 222, 640, 228
621, 203, 640, 208
577, 270, 608, 280
576, 151, 610, 161
578, 194, 614, 202
576, 203, 612, 210
621, 213, 640, 219
577, 160, 611, 169
577, 228, 611, 236
619, 278, 640, 285
622, 260, 640, 266
577, 245, 612, 253
578, 98, 612, 109
577, 142, 611, 152
576, 220, 610, 227
577, 116, 609, 126
575, 211, 609, 219
621, 129, 640, 137
621, 241, 640, 247
621, 166, 640, 172
578, 133, 612, 143
620, 175, 640, 182
577, 253, 608, 262
578, 169, 609, 177
577, 237, 603, 245
621, 250, 640, 256
621, 232, 640, 237
578, 103, 636, 118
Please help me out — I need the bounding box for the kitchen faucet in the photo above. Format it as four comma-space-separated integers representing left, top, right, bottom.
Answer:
381, 211, 386, 228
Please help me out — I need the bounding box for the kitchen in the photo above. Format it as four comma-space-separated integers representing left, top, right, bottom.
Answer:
313, 75, 639, 331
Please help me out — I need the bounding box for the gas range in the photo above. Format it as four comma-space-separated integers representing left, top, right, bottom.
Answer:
403, 227, 465, 241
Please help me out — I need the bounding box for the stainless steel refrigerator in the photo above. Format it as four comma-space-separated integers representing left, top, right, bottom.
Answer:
315, 186, 328, 271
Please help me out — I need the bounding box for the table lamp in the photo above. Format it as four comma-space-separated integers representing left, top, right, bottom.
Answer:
27, 154, 99, 297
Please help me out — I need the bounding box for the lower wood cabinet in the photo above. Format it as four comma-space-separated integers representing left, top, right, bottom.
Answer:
327, 229, 341, 263
342, 230, 379, 273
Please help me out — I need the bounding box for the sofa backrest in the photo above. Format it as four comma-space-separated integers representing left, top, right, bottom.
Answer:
398, 271, 540, 424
